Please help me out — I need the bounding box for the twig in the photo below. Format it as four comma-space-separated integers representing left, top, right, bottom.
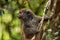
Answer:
35, 0, 52, 40
35, 0, 46, 14
50, 0, 57, 18
38, 0, 51, 31
41, 0, 57, 40
27, 0, 33, 10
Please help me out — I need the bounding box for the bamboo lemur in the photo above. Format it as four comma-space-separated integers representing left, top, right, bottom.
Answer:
18, 8, 51, 39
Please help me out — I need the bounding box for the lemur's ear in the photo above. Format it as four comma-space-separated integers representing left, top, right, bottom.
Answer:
20, 8, 27, 12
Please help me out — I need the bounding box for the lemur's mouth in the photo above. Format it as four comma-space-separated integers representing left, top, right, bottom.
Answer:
18, 14, 22, 18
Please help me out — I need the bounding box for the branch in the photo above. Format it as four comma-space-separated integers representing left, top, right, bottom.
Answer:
35, 0, 46, 14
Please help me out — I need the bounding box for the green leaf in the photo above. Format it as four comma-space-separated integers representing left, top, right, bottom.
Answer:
28, 0, 39, 12
2, 9, 12, 24
3, 30, 11, 40
10, 18, 22, 28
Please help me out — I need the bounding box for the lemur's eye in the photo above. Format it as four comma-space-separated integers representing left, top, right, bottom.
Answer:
26, 11, 31, 15
19, 12, 22, 13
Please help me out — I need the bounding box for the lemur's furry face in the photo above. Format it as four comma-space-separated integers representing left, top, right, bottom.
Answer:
18, 9, 34, 20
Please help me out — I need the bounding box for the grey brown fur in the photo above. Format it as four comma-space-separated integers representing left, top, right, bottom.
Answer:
18, 9, 41, 39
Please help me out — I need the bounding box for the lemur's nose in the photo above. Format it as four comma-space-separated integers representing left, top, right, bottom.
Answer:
18, 11, 23, 18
